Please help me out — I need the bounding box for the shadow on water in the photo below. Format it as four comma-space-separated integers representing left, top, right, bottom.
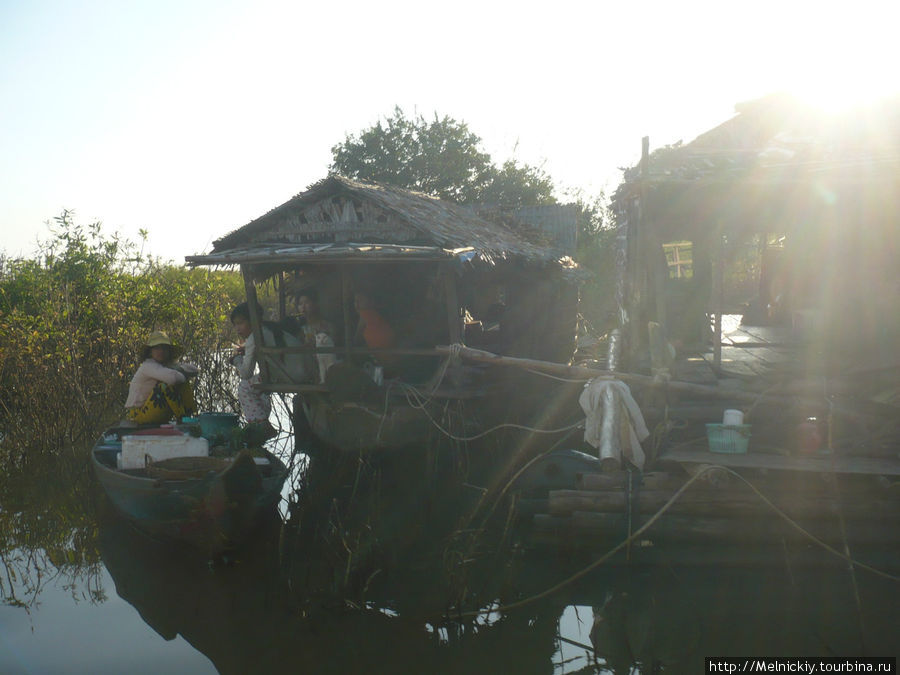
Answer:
3, 432, 900, 673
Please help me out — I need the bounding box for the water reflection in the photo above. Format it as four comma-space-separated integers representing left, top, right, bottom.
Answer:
95, 512, 900, 673
97, 510, 573, 674
0, 452, 104, 612
587, 561, 900, 672
3, 439, 900, 673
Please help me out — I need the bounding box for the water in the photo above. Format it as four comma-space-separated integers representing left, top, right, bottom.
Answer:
2, 432, 899, 674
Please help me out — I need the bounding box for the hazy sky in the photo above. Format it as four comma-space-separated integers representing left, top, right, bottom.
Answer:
2, 0, 897, 262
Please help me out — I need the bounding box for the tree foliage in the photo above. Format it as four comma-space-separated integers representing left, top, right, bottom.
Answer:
0, 211, 245, 463
567, 189, 618, 335
332, 107, 618, 335
331, 107, 556, 207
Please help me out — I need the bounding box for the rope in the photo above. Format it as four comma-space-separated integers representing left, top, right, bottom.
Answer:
408, 394, 583, 442
426, 342, 463, 397
457, 464, 900, 619
361, 343, 587, 443
460, 425, 584, 539
524, 368, 592, 383
392, 367, 584, 442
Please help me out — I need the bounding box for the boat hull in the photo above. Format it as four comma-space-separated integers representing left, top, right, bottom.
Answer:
92, 442, 288, 553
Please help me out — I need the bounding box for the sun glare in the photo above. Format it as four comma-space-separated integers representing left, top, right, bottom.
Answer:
786, 63, 897, 114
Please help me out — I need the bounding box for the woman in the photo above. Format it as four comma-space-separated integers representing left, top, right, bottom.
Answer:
353, 291, 395, 351
296, 288, 334, 340
124, 331, 198, 425
296, 288, 337, 383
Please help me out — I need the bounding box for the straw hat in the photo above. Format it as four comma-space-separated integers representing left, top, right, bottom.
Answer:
142, 331, 182, 360
145, 330, 174, 347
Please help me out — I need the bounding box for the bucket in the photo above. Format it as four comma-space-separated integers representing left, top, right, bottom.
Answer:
706, 423, 751, 454
198, 412, 240, 440
722, 409, 744, 426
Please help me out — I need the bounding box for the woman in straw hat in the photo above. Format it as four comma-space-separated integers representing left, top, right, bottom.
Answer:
123, 331, 198, 425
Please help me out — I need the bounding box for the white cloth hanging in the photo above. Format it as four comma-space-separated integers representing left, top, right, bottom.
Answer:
579, 378, 649, 470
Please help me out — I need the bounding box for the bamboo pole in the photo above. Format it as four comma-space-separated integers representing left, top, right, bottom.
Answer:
433, 344, 885, 423
713, 231, 724, 369
435, 345, 770, 402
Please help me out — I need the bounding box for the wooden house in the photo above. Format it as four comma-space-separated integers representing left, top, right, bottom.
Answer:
187, 175, 582, 454
613, 93, 900, 379
516, 96, 900, 557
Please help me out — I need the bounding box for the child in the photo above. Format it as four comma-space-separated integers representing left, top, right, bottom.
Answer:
230, 303, 276, 438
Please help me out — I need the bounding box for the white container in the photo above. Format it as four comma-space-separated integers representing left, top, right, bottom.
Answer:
723, 409, 744, 426
118, 433, 209, 470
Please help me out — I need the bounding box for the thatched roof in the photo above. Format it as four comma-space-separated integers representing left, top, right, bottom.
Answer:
619, 93, 900, 187
613, 94, 900, 236
190, 175, 568, 267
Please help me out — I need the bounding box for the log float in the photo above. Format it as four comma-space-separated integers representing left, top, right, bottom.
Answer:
529, 512, 889, 545
547, 488, 898, 520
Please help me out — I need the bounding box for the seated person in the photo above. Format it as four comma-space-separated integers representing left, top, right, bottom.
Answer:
353, 290, 447, 383
354, 291, 395, 351
124, 331, 198, 425
295, 288, 337, 383
354, 291, 398, 377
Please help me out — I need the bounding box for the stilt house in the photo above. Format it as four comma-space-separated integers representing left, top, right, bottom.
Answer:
187, 175, 580, 452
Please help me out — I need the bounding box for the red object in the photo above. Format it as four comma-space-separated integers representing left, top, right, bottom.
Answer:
359, 308, 395, 349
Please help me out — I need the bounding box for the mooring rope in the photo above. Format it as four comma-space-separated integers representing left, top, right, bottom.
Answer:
390, 343, 585, 442
457, 464, 900, 619
406, 388, 584, 442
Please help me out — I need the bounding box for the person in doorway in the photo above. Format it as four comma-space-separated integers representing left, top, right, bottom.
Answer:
230, 303, 277, 440
354, 290, 398, 377
354, 291, 395, 351
124, 331, 198, 425
296, 287, 337, 383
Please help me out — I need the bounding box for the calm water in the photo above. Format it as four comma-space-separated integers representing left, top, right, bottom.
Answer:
2, 432, 899, 674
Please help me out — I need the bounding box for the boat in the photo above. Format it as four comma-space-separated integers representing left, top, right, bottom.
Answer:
91, 423, 289, 553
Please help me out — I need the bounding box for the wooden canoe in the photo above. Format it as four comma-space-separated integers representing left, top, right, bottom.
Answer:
91, 428, 289, 554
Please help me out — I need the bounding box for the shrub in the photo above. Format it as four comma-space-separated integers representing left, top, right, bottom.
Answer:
0, 212, 244, 464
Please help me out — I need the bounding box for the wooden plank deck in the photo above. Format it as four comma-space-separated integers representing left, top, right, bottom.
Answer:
676, 316, 809, 382
664, 447, 900, 476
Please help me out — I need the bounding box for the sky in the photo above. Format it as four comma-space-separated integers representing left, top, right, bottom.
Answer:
2, 0, 898, 262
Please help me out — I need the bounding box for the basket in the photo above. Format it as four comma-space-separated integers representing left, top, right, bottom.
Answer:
705, 423, 751, 454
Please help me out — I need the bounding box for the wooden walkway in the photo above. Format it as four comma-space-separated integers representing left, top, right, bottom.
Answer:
674, 315, 807, 383
718, 320, 797, 378
661, 314, 900, 476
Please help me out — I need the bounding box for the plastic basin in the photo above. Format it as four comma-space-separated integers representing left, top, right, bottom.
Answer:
198, 412, 240, 439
